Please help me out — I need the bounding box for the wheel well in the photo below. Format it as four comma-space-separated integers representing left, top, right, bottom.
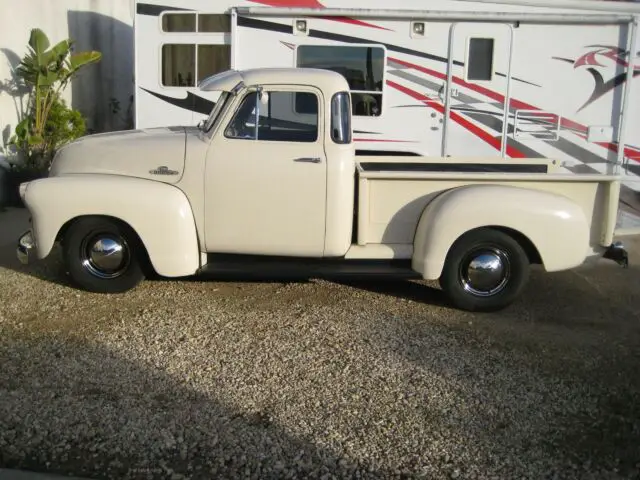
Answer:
487, 225, 543, 265
55, 215, 156, 274
446, 225, 542, 266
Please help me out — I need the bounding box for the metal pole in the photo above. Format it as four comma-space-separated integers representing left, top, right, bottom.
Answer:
442, 23, 458, 157
615, 17, 638, 175
500, 25, 515, 158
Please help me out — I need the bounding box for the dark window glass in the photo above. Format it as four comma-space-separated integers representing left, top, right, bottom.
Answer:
161, 44, 195, 86
467, 38, 494, 81
331, 92, 352, 144
296, 45, 384, 116
162, 13, 196, 32
225, 91, 319, 143
197, 45, 231, 83
198, 14, 231, 32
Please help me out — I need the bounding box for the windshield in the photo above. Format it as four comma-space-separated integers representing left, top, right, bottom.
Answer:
203, 91, 232, 133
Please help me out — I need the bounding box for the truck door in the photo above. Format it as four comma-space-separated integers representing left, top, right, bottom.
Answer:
204, 86, 327, 256
442, 23, 515, 158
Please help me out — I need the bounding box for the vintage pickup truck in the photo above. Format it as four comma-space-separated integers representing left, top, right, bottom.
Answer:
16, 67, 629, 311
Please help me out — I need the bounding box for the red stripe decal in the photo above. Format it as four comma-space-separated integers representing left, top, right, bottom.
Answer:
386, 80, 525, 158
388, 56, 640, 163
249, 0, 392, 31
319, 16, 392, 31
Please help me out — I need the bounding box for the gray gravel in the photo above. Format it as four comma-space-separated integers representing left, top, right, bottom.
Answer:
1, 207, 640, 479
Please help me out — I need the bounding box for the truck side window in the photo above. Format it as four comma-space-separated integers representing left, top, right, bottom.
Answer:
331, 92, 352, 144
225, 91, 319, 142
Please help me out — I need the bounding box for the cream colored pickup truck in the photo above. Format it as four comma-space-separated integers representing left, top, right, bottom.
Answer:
16, 68, 629, 312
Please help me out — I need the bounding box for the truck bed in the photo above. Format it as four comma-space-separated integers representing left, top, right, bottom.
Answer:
351, 156, 622, 258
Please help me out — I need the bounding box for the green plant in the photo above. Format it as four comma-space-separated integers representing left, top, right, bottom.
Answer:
9, 28, 101, 172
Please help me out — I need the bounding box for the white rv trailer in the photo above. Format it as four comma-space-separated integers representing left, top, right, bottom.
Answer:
133, 0, 640, 197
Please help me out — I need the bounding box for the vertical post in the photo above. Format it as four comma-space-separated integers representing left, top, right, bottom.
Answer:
614, 17, 638, 176
231, 8, 238, 69
500, 25, 515, 158
442, 23, 459, 158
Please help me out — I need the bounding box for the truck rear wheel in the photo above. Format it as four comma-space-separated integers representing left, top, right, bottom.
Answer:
439, 228, 530, 312
62, 217, 146, 293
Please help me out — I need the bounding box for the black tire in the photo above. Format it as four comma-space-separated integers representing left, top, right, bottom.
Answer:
438, 228, 530, 312
62, 217, 146, 293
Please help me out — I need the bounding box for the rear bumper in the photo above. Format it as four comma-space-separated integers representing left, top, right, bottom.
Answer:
17, 230, 35, 265
602, 241, 629, 268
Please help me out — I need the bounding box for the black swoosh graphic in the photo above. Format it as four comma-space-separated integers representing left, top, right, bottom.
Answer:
579, 69, 640, 112
140, 88, 215, 115
237, 16, 541, 88
136, 2, 192, 16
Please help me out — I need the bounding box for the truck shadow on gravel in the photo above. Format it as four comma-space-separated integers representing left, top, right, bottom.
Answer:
0, 328, 391, 480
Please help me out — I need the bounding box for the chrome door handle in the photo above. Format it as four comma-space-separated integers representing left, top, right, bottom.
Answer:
293, 157, 321, 163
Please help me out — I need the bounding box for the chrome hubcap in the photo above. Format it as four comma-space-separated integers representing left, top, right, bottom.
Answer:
459, 247, 511, 297
80, 234, 130, 279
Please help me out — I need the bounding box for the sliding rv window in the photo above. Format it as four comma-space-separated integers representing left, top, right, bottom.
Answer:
466, 38, 495, 82
161, 44, 231, 87
162, 13, 230, 33
296, 45, 385, 117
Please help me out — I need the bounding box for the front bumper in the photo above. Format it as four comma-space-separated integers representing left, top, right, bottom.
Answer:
17, 230, 35, 265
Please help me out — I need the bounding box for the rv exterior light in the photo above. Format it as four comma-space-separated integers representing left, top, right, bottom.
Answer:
411, 21, 425, 38
293, 18, 309, 36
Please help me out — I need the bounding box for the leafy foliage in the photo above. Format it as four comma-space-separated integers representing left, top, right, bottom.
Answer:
9, 28, 101, 173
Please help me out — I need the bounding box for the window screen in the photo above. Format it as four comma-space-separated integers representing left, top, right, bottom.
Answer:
162, 44, 231, 87
162, 13, 196, 32
296, 45, 384, 117
467, 38, 494, 81
197, 45, 231, 83
198, 14, 231, 32
225, 91, 319, 143
162, 44, 195, 86
162, 13, 230, 33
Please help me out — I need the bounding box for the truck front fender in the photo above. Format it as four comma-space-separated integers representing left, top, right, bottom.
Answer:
412, 184, 590, 280
22, 174, 200, 277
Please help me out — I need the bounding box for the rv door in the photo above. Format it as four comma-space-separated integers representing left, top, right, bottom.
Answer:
442, 23, 515, 158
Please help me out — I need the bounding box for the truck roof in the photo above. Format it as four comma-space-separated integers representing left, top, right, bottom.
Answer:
198, 67, 351, 95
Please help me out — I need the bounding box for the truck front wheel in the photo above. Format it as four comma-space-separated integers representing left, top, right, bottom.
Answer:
62, 217, 146, 293
439, 228, 530, 312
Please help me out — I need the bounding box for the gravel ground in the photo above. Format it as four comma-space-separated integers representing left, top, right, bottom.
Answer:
1, 208, 640, 480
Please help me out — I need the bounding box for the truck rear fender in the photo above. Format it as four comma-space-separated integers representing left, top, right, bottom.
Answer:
22, 175, 201, 277
412, 184, 590, 280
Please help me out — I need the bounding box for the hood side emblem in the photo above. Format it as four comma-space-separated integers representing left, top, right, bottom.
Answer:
150, 166, 179, 175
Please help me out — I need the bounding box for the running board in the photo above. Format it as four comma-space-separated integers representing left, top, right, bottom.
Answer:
198, 254, 421, 280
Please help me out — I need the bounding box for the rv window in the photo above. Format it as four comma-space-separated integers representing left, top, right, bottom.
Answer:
197, 45, 231, 83
198, 14, 231, 32
225, 91, 319, 143
467, 38, 494, 81
162, 44, 196, 87
162, 13, 196, 32
162, 13, 230, 33
296, 45, 384, 117
162, 44, 231, 87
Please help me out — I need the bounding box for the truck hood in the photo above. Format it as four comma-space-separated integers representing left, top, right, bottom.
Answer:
49, 126, 199, 184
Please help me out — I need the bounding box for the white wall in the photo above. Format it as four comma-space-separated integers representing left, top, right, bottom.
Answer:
0, 0, 134, 159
